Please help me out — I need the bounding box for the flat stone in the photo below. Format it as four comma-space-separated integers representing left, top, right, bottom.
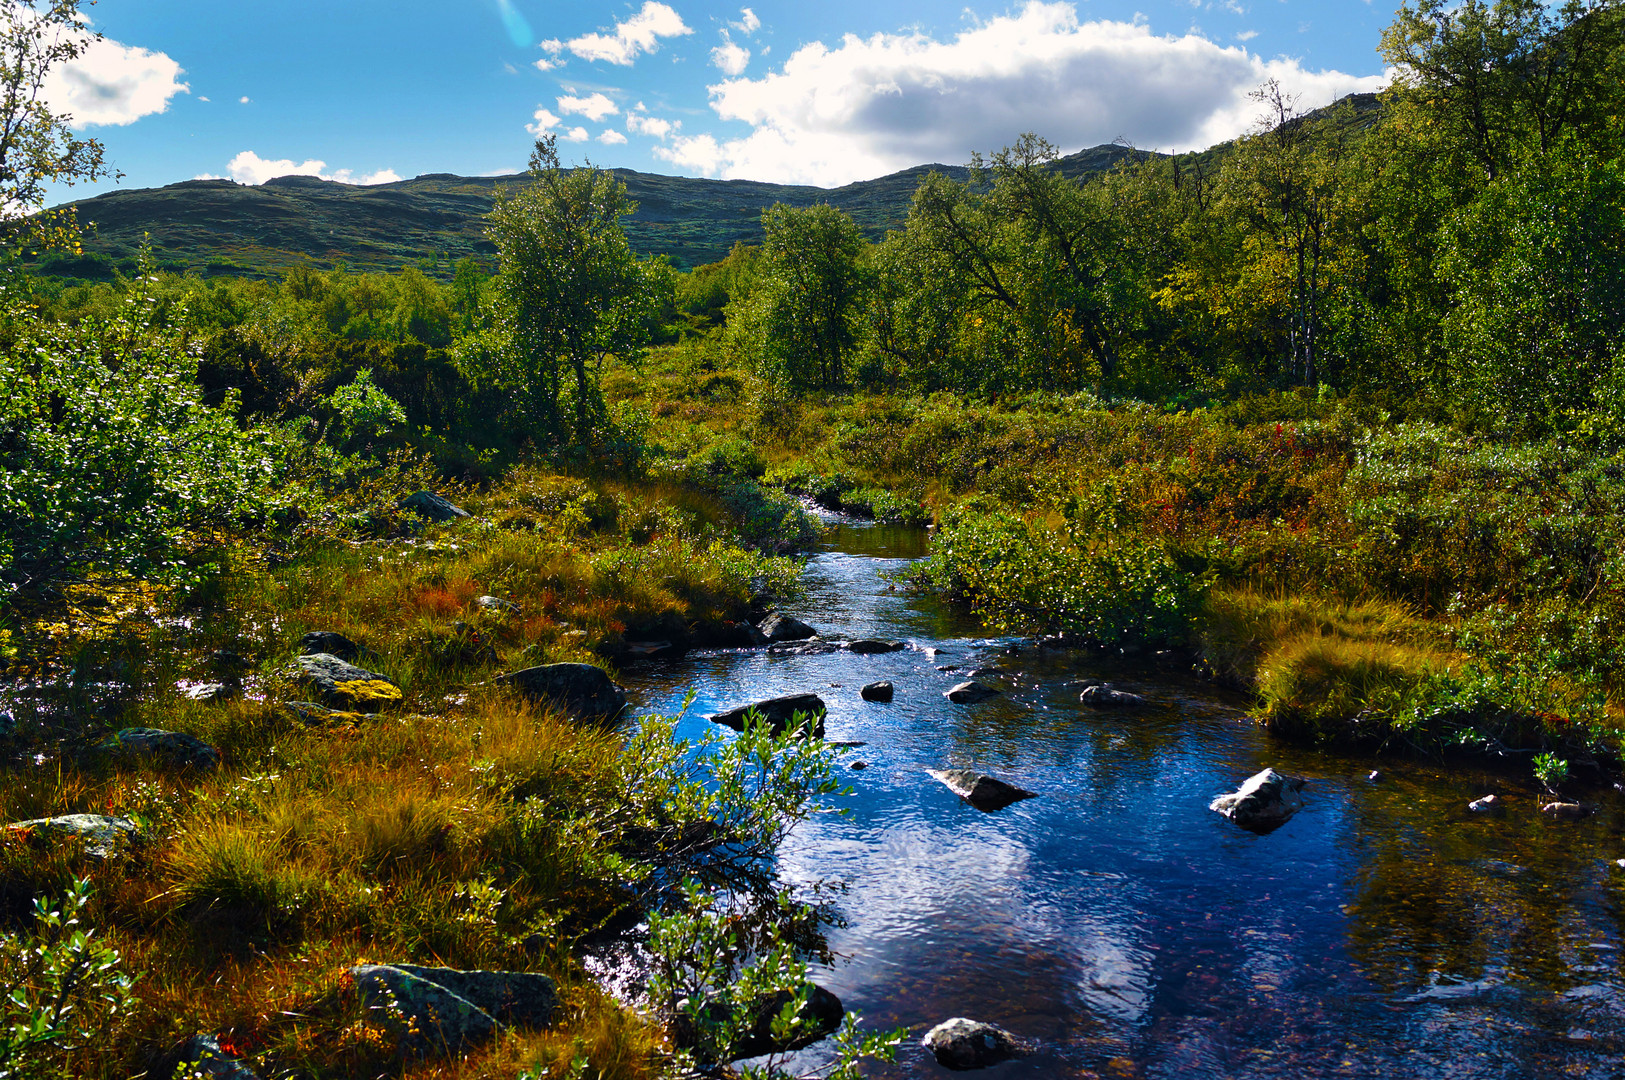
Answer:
400, 490, 470, 522
922, 1017, 1024, 1070
6, 814, 138, 858
287, 653, 401, 713
97, 728, 220, 771
758, 612, 817, 642
1210, 768, 1306, 833
945, 681, 1000, 704
499, 663, 628, 722
350, 964, 495, 1055
1542, 801, 1594, 819
847, 639, 906, 654
710, 693, 826, 737
297, 631, 361, 662
173, 1033, 260, 1079
927, 769, 1036, 812
860, 681, 894, 703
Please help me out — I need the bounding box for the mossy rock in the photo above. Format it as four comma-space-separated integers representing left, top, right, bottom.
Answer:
286, 654, 401, 713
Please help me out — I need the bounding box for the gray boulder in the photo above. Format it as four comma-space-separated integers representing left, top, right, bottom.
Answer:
172, 1033, 260, 1079
1210, 769, 1306, 833
1079, 684, 1149, 709
286, 653, 401, 712
6, 814, 138, 858
387, 965, 557, 1028
673, 983, 844, 1062
861, 681, 894, 703
945, 681, 1000, 704
847, 639, 906, 655
298, 631, 361, 662
927, 769, 1036, 812
758, 612, 817, 642
400, 490, 470, 522
498, 663, 628, 722
98, 728, 220, 771
922, 1017, 1024, 1070
351, 964, 495, 1055
710, 693, 826, 737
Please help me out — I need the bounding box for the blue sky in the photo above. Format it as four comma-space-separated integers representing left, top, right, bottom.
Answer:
48, 0, 1395, 201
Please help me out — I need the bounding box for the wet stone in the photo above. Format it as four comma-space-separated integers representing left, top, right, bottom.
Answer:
672, 983, 844, 1062
1079, 684, 1149, 709
861, 681, 894, 703
758, 611, 818, 642
710, 693, 827, 737
922, 1017, 1025, 1070
1468, 794, 1503, 813
1542, 801, 1595, 819
847, 639, 906, 654
928, 769, 1036, 812
1210, 768, 1306, 833
945, 681, 1000, 704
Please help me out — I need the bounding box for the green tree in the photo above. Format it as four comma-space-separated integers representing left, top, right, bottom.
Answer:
753, 203, 867, 391
477, 135, 659, 448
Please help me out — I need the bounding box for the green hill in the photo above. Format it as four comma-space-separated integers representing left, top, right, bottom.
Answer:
44, 144, 1146, 277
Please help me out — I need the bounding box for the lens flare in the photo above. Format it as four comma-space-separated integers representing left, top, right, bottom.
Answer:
495, 0, 533, 48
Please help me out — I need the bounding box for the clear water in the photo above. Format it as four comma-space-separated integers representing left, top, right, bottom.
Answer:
620, 523, 1625, 1078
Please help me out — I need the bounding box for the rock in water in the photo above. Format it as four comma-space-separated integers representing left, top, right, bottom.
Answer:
758, 611, 818, 642
847, 639, 906, 654
498, 663, 628, 722
298, 630, 361, 662
1079, 684, 1149, 709
927, 769, 1036, 812
287, 653, 402, 712
5, 814, 139, 858
945, 681, 1000, 704
97, 728, 220, 771
672, 983, 844, 1062
1541, 801, 1594, 819
922, 1017, 1024, 1070
861, 681, 894, 702
1209, 769, 1306, 833
399, 489, 470, 522
1468, 794, 1502, 813
710, 693, 827, 737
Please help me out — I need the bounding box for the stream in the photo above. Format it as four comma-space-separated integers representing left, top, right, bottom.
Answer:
619, 521, 1625, 1078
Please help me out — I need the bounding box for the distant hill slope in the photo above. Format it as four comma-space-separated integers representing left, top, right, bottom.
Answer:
45, 93, 1379, 278
47, 144, 1145, 277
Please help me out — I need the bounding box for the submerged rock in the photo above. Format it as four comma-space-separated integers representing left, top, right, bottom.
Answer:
710, 693, 826, 737
399, 489, 470, 522
1468, 794, 1503, 813
758, 612, 818, 642
922, 1017, 1025, 1070
287, 653, 401, 712
847, 639, 906, 655
5, 814, 138, 857
861, 681, 894, 703
927, 769, 1036, 812
945, 681, 1000, 704
97, 728, 220, 771
1079, 684, 1149, 709
1541, 801, 1595, 819
499, 663, 627, 722
1209, 769, 1306, 833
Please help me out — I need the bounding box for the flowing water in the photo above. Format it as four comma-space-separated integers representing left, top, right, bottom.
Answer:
620, 522, 1625, 1079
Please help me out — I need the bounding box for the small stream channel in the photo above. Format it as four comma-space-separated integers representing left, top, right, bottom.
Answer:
619, 521, 1625, 1078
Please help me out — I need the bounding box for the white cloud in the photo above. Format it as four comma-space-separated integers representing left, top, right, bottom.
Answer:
534, 57, 558, 71
1236, 29, 1259, 41
198, 95, 211, 102
663, 0, 1387, 185
222, 151, 398, 186
561, 2, 692, 66
557, 92, 618, 121
527, 106, 563, 135
239, 95, 251, 104
627, 110, 678, 139
561, 126, 590, 142
733, 8, 761, 35
540, 38, 565, 54
598, 129, 628, 144
43, 34, 188, 127
711, 38, 750, 76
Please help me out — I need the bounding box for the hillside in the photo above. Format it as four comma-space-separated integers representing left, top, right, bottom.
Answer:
45, 144, 1145, 277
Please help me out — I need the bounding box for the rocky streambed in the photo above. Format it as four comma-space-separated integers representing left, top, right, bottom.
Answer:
616, 521, 1625, 1079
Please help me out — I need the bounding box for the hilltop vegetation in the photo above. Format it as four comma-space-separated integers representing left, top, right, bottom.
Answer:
4, 0, 1625, 1077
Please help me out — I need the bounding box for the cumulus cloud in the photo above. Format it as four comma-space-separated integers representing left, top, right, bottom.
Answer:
220, 151, 399, 186
557, 92, 618, 121
658, 0, 1387, 185
560, 2, 691, 65
598, 129, 628, 144
527, 106, 563, 136
534, 57, 559, 71
711, 38, 750, 76
43, 35, 188, 127
626, 109, 678, 139
561, 126, 590, 142
733, 8, 761, 35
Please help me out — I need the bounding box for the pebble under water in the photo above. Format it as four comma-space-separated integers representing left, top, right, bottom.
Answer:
619, 522, 1625, 1079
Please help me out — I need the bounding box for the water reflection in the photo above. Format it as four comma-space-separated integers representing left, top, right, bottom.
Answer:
621, 523, 1625, 1077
